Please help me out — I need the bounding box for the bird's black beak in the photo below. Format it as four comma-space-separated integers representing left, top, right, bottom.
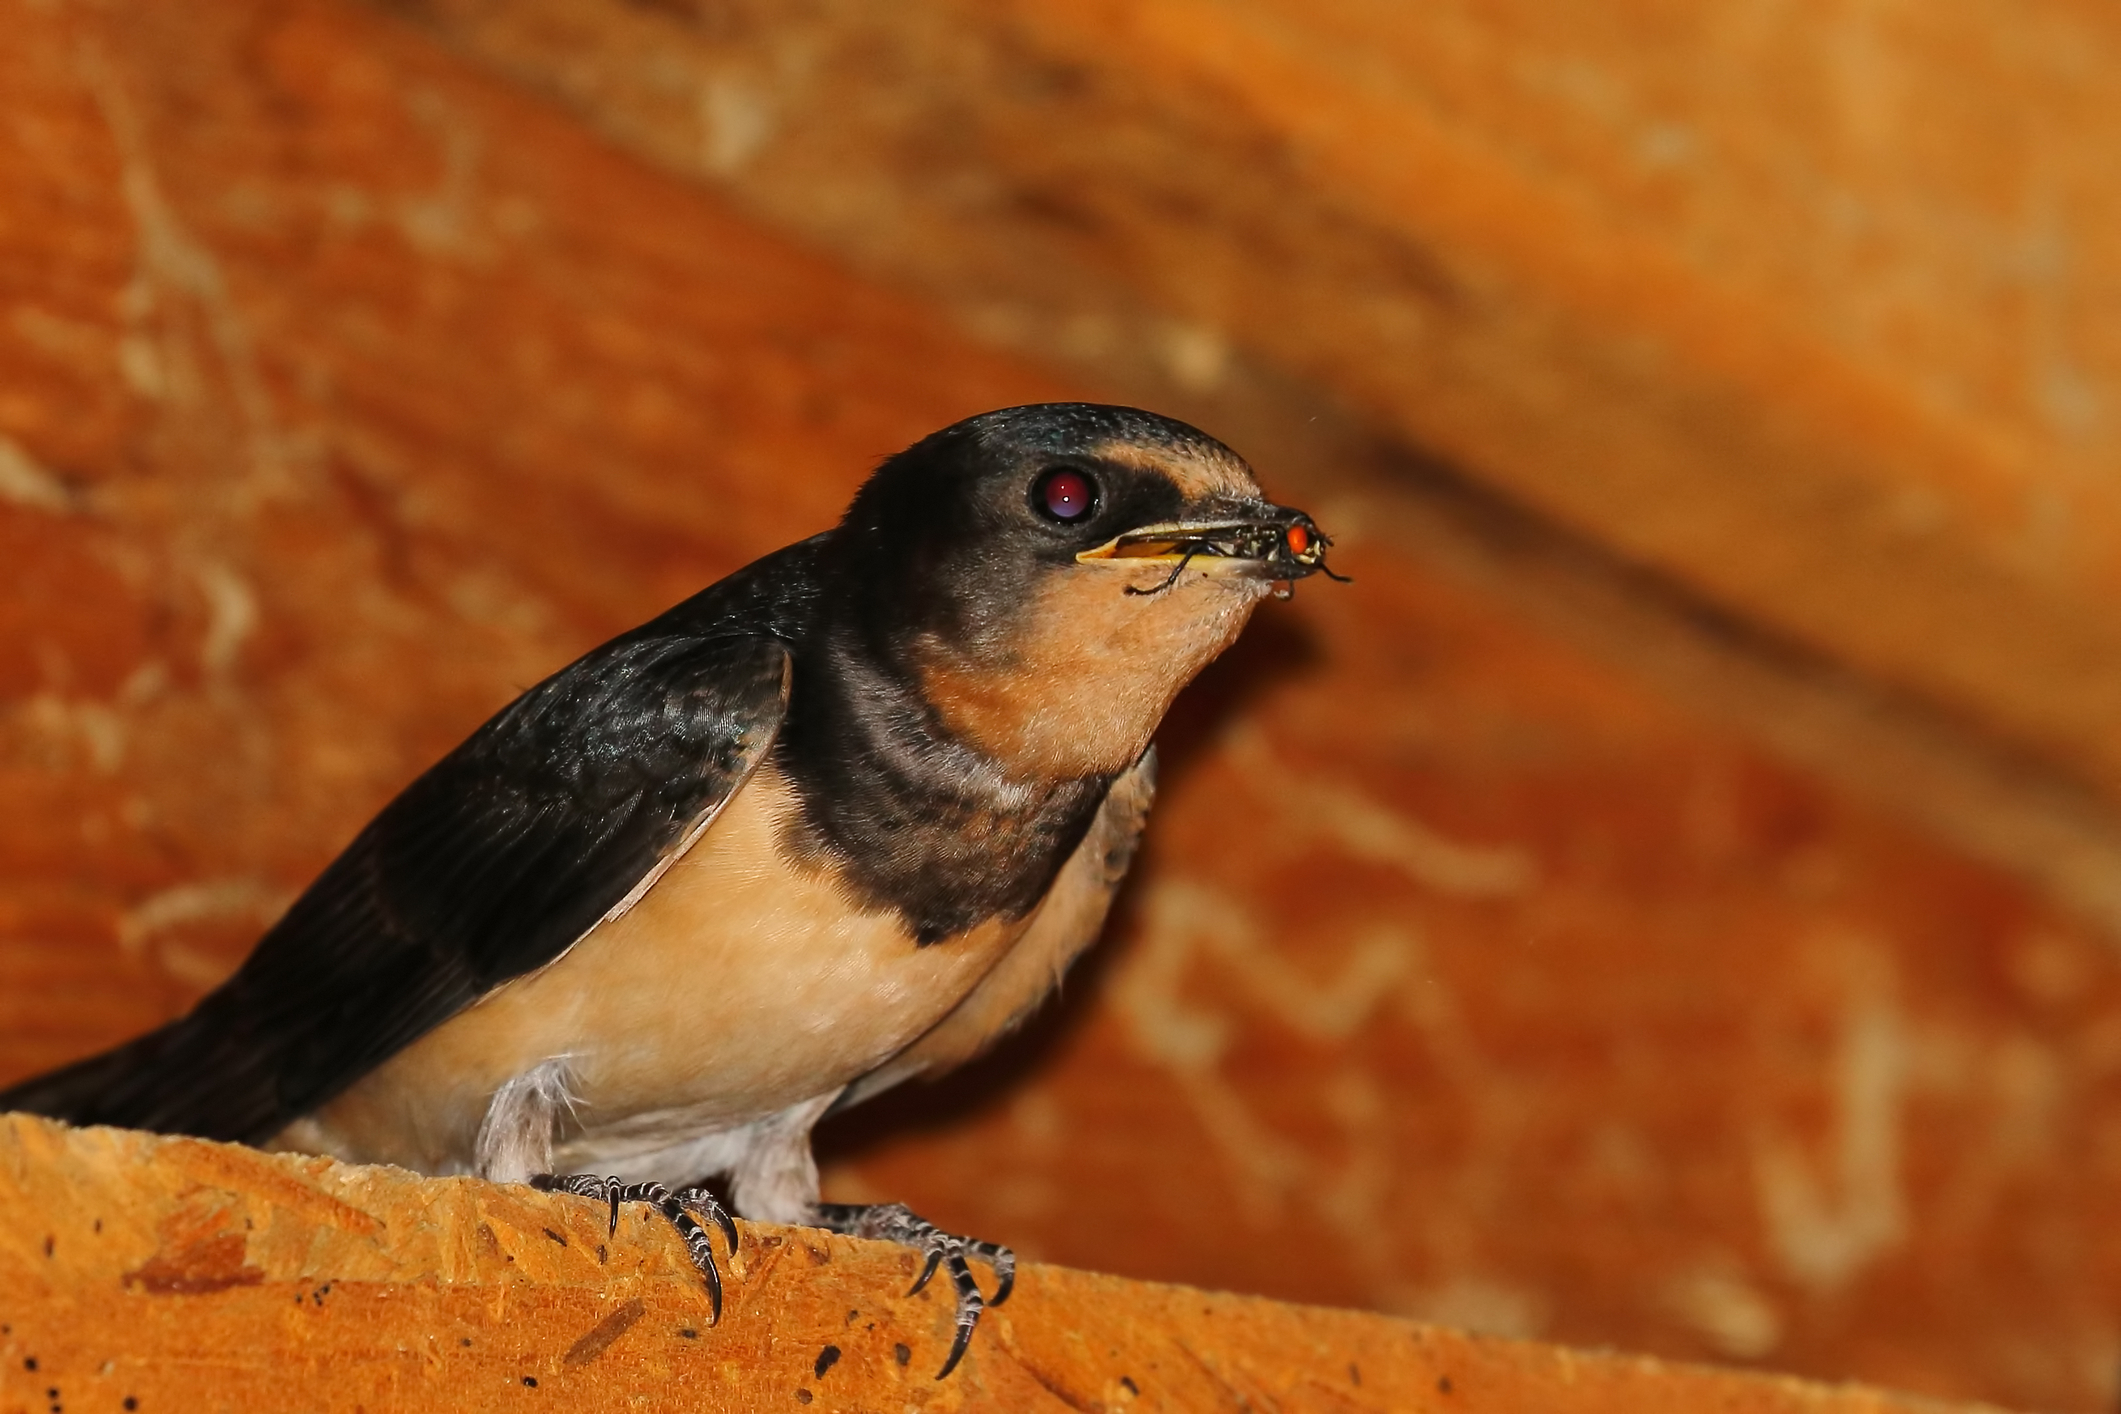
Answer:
1074, 503, 1343, 585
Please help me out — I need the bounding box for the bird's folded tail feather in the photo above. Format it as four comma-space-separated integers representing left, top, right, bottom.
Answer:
0, 1023, 181, 1130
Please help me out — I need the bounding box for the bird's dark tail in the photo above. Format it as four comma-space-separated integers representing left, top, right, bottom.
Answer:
0, 1024, 182, 1128
0, 993, 287, 1143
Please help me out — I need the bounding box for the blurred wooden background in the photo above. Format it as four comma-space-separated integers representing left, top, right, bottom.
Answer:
5, 1, 2121, 1408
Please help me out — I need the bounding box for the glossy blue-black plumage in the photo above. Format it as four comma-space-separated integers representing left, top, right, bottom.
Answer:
0, 547, 811, 1141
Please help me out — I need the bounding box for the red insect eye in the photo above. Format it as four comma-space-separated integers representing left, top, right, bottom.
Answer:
1034, 468, 1097, 522
1286, 523, 1311, 555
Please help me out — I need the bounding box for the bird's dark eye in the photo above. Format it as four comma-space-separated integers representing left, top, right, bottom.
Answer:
1032, 467, 1097, 523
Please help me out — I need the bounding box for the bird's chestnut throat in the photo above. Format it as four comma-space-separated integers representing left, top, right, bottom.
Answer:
912, 565, 1269, 782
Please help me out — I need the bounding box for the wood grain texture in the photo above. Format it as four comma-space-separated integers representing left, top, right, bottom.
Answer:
0, 1114, 2001, 1414
7, 3, 2121, 1412
387, 0, 2121, 800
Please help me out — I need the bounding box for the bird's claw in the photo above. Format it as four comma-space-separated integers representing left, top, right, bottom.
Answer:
531, 1173, 739, 1322
812, 1201, 1013, 1379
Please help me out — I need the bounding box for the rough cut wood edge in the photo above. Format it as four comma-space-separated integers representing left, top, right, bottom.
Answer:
0, 1114, 1998, 1413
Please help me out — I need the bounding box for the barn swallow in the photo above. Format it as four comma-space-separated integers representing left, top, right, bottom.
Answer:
0, 403, 1337, 1376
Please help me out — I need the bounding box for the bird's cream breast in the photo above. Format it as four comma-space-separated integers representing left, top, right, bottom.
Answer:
293, 764, 1029, 1172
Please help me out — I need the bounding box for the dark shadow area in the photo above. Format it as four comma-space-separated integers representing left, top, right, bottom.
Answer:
813, 605, 1324, 1164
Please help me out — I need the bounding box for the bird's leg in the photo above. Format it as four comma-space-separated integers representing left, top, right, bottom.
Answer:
811, 1202, 1014, 1378
530, 1174, 740, 1322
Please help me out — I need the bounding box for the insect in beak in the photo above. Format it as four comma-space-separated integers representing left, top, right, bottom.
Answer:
1076, 510, 1350, 596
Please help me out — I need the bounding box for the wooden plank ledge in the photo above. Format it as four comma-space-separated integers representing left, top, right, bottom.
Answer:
0, 1114, 1999, 1412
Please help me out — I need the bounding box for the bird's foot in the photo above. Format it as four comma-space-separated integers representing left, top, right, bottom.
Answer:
531, 1174, 740, 1321
812, 1202, 1014, 1379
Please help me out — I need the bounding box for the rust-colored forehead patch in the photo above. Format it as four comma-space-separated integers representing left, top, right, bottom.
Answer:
1091, 436, 1261, 503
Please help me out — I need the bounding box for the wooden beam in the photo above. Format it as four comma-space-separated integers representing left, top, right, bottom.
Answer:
0, 1115, 2002, 1412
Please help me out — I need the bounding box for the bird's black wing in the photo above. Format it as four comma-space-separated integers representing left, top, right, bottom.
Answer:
0, 630, 792, 1143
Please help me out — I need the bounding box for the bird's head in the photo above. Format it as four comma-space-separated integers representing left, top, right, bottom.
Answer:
829, 403, 1339, 780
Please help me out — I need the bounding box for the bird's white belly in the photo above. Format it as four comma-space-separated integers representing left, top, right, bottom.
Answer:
285, 766, 1028, 1176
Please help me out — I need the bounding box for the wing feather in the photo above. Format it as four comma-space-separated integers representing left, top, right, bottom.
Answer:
0, 631, 792, 1143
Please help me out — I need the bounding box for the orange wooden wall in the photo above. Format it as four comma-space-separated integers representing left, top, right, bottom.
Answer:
5, 4, 2121, 1410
